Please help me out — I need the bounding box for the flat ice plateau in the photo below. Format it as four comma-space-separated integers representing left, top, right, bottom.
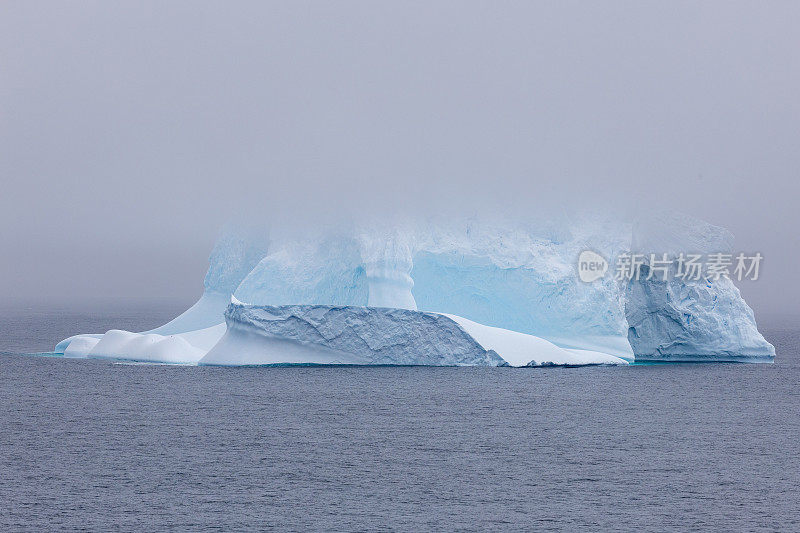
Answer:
54, 214, 774, 366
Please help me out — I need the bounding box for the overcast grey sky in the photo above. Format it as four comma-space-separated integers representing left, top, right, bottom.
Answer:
1, 1, 798, 322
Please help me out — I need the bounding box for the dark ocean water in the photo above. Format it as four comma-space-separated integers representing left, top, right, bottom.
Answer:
1, 304, 799, 531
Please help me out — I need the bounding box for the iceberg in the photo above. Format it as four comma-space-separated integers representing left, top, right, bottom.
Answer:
54, 213, 774, 366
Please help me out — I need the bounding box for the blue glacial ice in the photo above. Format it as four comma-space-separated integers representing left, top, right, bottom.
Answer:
54, 214, 774, 366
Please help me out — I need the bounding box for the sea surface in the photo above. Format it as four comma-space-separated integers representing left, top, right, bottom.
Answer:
1, 303, 798, 531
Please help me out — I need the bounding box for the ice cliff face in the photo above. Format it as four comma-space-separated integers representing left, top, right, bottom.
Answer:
626, 273, 774, 362
624, 213, 774, 361
54, 213, 774, 365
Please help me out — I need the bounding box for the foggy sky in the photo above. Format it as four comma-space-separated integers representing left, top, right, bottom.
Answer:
1, 1, 798, 322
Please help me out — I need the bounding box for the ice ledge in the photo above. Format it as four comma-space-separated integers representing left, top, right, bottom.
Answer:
197, 303, 630, 367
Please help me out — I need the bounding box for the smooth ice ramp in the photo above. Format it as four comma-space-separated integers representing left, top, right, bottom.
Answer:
198, 303, 630, 367
443, 314, 630, 366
